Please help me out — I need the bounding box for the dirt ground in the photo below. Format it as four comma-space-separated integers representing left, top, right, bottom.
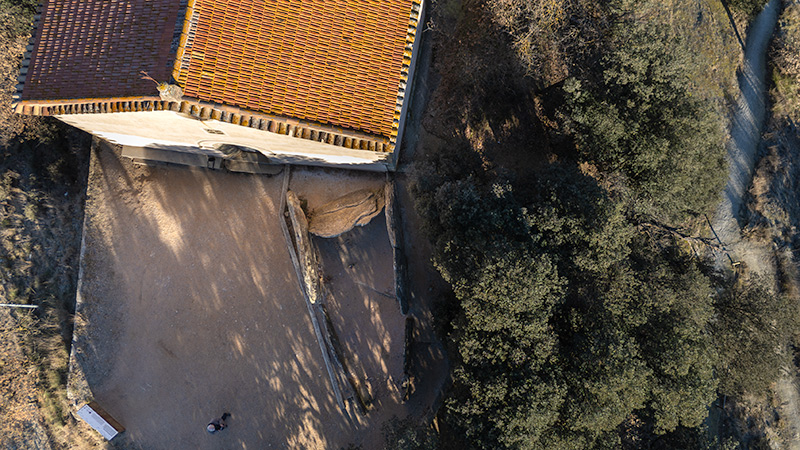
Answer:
711, 2, 800, 447
70, 140, 448, 449
743, 123, 800, 448
711, 0, 780, 275
73, 141, 358, 449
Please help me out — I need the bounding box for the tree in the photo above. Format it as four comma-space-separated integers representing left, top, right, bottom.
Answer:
446, 251, 566, 450
423, 175, 567, 449
564, 22, 726, 223
533, 170, 717, 445
415, 160, 720, 449
712, 275, 798, 396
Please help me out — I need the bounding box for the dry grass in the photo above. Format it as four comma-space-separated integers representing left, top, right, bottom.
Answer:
0, 135, 104, 449
733, 2, 800, 445
770, 0, 800, 123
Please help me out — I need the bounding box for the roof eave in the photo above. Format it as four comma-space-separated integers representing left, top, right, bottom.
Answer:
16, 96, 393, 153
388, 0, 424, 153
12, 4, 43, 112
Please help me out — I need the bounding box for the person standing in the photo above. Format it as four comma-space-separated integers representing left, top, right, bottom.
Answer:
206, 412, 230, 434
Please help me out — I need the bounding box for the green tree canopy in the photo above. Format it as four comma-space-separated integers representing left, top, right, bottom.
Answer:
564, 22, 726, 223
415, 160, 721, 449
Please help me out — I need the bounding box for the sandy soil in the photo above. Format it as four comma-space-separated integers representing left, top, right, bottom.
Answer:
71, 141, 449, 449
291, 169, 405, 406
287, 166, 450, 448
74, 141, 356, 449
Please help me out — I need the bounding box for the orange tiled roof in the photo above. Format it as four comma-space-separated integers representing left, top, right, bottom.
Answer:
174, 0, 420, 140
20, 0, 184, 101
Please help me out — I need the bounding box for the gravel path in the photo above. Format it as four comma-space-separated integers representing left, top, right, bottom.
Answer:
711, 0, 781, 272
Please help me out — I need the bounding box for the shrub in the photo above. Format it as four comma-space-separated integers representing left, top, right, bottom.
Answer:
383, 416, 439, 450
486, 0, 611, 85
771, 2, 800, 122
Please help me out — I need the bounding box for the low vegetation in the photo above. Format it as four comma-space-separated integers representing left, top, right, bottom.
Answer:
729, 0, 772, 18
770, 0, 800, 122
485, 0, 609, 86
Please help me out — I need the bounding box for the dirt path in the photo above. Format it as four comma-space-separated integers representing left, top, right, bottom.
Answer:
710, 1, 800, 446
711, 0, 780, 273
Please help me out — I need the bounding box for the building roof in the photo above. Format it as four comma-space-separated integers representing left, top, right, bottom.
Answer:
15, 0, 422, 145
174, 0, 418, 140
20, 0, 184, 101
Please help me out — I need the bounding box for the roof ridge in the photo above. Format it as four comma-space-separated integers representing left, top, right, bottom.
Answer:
172, 0, 199, 85
169, 0, 191, 68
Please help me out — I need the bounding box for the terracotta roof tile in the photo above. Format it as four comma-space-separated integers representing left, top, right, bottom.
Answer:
175, 0, 419, 140
18, 0, 422, 149
21, 0, 184, 101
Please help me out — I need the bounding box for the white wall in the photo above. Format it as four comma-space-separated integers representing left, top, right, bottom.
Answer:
56, 111, 391, 171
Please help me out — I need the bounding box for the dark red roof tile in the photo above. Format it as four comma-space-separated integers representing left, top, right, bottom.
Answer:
21, 0, 183, 101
